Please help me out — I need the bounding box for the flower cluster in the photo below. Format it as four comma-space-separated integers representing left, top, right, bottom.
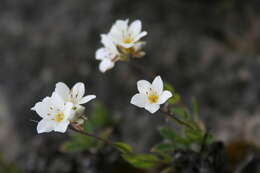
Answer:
31, 82, 96, 133
96, 19, 147, 73
32, 19, 173, 134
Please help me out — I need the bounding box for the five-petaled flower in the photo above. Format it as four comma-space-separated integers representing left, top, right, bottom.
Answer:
109, 19, 147, 49
95, 34, 120, 73
31, 93, 74, 133
130, 76, 173, 114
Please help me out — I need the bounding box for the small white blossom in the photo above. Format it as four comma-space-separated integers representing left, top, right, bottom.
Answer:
95, 34, 120, 73
31, 93, 74, 134
130, 76, 172, 114
109, 19, 147, 49
54, 82, 96, 121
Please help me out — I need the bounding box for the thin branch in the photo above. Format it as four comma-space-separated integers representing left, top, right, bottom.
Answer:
69, 124, 113, 146
159, 109, 195, 131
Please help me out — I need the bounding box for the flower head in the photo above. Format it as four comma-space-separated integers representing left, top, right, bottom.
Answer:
31, 93, 74, 133
109, 19, 147, 49
130, 76, 172, 114
95, 19, 147, 73
95, 34, 120, 73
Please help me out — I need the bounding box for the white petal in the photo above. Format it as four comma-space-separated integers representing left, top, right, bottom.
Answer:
63, 102, 75, 120
70, 105, 85, 121
55, 82, 70, 101
109, 19, 128, 44
144, 104, 160, 114
51, 92, 65, 110
72, 82, 85, 101
79, 95, 96, 104
137, 80, 151, 94
110, 19, 129, 34
96, 48, 107, 60
133, 31, 147, 42
130, 93, 147, 108
99, 59, 115, 73
129, 20, 141, 37
54, 120, 70, 133
37, 119, 55, 134
119, 42, 135, 49
31, 97, 52, 118
158, 91, 173, 104
101, 34, 118, 54
152, 76, 163, 94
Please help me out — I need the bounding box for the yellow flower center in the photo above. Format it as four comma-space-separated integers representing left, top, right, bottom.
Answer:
148, 94, 159, 104
123, 38, 133, 44
54, 112, 64, 123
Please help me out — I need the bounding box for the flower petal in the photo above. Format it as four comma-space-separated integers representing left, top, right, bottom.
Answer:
137, 80, 151, 94
158, 90, 172, 104
31, 97, 52, 118
130, 93, 147, 108
133, 31, 147, 42
144, 104, 160, 114
129, 20, 142, 37
54, 120, 70, 133
99, 59, 115, 73
72, 82, 85, 101
101, 34, 118, 54
63, 102, 75, 120
110, 19, 129, 34
152, 76, 163, 94
96, 48, 107, 60
79, 95, 96, 104
55, 82, 70, 101
119, 42, 135, 49
51, 92, 65, 110
37, 119, 55, 134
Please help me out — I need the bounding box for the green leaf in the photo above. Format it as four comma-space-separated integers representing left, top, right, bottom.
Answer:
151, 143, 175, 153
164, 82, 175, 93
113, 142, 133, 153
184, 127, 205, 144
158, 127, 176, 141
83, 102, 111, 132
122, 153, 160, 169
170, 107, 190, 120
164, 82, 181, 104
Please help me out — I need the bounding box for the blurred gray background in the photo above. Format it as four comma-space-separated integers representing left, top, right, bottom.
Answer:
1, 0, 260, 172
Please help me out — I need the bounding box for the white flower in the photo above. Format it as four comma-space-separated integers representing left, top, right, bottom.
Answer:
31, 93, 75, 133
54, 82, 96, 120
130, 76, 172, 114
109, 19, 147, 49
95, 34, 120, 73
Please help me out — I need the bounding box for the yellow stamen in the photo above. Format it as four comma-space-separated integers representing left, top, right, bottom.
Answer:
123, 38, 132, 44
54, 112, 64, 123
148, 94, 159, 104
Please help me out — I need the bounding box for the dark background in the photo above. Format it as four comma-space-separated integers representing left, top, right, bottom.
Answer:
1, 0, 260, 172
